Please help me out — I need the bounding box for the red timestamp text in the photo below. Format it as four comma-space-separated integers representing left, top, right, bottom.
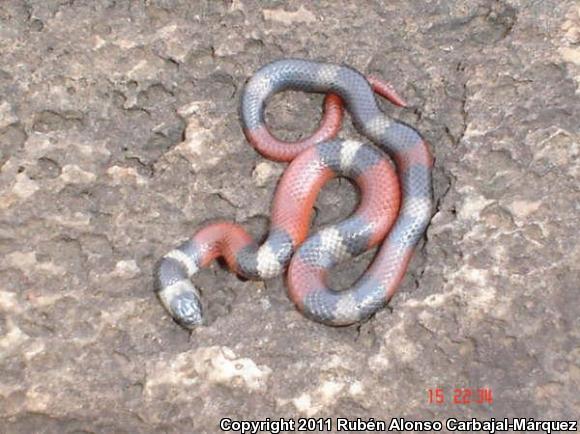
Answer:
427, 388, 493, 405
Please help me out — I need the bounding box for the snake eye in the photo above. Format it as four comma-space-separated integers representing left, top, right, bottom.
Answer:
170, 291, 203, 329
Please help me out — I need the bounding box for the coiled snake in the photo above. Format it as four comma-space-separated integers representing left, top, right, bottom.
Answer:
155, 59, 433, 329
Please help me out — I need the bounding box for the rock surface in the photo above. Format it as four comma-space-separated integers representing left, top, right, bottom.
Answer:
0, 1, 578, 433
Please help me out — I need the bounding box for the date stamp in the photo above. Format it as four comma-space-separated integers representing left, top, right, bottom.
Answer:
427, 387, 493, 405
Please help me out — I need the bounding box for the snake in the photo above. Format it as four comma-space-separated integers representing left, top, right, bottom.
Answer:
155, 59, 433, 329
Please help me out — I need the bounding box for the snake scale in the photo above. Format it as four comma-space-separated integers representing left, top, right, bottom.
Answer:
155, 59, 433, 329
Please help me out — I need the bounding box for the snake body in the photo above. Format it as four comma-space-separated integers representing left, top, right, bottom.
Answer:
155, 59, 433, 329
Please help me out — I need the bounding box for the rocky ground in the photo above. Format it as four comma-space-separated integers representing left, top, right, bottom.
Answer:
0, 1, 578, 433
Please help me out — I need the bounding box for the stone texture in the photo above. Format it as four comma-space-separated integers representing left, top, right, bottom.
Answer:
0, 0, 578, 433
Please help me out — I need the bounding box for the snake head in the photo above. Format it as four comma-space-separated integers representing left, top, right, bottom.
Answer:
169, 290, 203, 329
156, 278, 204, 330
